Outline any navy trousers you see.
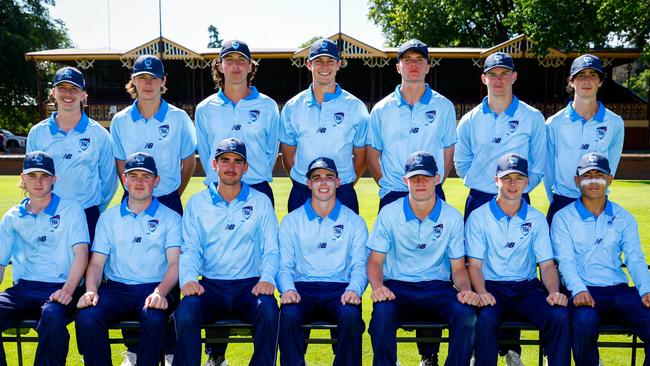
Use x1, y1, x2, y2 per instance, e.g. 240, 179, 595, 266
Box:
474, 279, 570, 366
378, 185, 446, 213
84, 205, 100, 244
75, 280, 176, 366
368, 279, 476, 366
571, 284, 650, 366
279, 282, 364, 366
172, 277, 279, 366
546, 194, 577, 226
250, 181, 275, 208
288, 180, 359, 214
0, 280, 79, 366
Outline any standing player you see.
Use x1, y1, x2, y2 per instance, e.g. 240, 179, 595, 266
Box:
280, 38, 368, 213
367, 151, 478, 366
277, 157, 368, 365
27, 66, 117, 241
367, 39, 457, 211
466, 153, 570, 366
195, 39, 279, 205
455, 52, 545, 221
545, 54, 624, 224
75, 152, 181, 366
173, 138, 279, 366
551, 152, 650, 366
111, 54, 197, 215
0, 151, 89, 365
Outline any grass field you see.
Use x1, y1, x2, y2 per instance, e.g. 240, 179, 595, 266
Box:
1, 176, 649, 365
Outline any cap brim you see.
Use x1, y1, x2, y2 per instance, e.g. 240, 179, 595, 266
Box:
124, 167, 156, 175
398, 48, 428, 60
309, 53, 339, 61
570, 66, 604, 77
220, 50, 250, 61
496, 169, 527, 178
306, 167, 338, 179
22, 168, 54, 176
483, 65, 514, 73
53, 80, 85, 90
132, 71, 164, 78
215, 151, 247, 161
577, 167, 610, 176
404, 170, 436, 179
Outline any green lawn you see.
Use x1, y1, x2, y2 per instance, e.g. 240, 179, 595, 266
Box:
1, 176, 649, 365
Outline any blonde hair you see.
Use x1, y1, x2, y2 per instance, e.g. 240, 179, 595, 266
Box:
125, 79, 168, 100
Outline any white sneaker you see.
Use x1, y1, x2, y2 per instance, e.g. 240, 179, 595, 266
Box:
599, 358, 604, 366
204, 355, 228, 366
164, 354, 174, 366
120, 351, 137, 366
504, 350, 525, 366
469, 354, 475, 366
419, 355, 437, 366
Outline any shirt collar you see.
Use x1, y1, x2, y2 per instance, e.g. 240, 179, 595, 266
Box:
566, 101, 606, 124
307, 84, 342, 107
216, 86, 259, 107
574, 198, 614, 220
19, 193, 60, 217
402, 195, 442, 222
130, 99, 169, 122
120, 197, 160, 217
489, 197, 528, 221
304, 199, 342, 221
481, 96, 519, 117
48, 112, 90, 135
208, 182, 250, 205
394, 84, 432, 107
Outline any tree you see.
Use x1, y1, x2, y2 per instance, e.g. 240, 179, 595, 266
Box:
207, 24, 223, 48
299, 36, 324, 48
0, 0, 71, 133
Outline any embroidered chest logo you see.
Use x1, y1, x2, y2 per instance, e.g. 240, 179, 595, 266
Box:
63, 154, 72, 159
596, 126, 607, 141
79, 138, 91, 151
249, 110, 260, 123
433, 224, 444, 239
242, 206, 253, 221
225, 224, 236, 231
333, 112, 345, 125
424, 110, 436, 125
147, 219, 159, 233
133, 237, 142, 243
505, 242, 515, 248
316, 127, 327, 134
520, 222, 532, 237
416, 243, 427, 249
318, 242, 328, 249
507, 120, 519, 134
333, 224, 344, 239
607, 216, 616, 227
232, 124, 241, 131
159, 125, 169, 139
49, 215, 60, 230
409, 127, 419, 134
37, 236, 47, 242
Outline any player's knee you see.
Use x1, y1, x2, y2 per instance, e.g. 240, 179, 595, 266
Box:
173, 299, 201, 328
256, 296, 279, 323
37, 305, 68, 335
572, 308, 599, 335
369, 302, 398, 332
279, 304, 302, 325
141, 308, 168, 329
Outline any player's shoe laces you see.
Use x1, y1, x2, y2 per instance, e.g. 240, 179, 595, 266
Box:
505, 350, 525, 366
120, 351, 137, 366
204, 355, 228, 366
419, 355, 438, 366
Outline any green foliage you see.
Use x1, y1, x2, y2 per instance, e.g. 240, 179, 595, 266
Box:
207, 24, 223, 48
299, 36, 324, 48
0, 0, 70, 131
627, 68, 650, 100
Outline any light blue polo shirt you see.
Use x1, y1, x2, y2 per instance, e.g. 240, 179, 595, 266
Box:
551, 199, 650, 297
544, 102, 624, 200
111, 99, 197, 196
466, 198, 553, 281
367, 85, 457, 198
277, 199, 369, 296
280, 84, 369, 185
196, 87, 279, 186
455, 97, 546, 194
91, 198, 181, 285
27, 112, 118, 210
0, 194, 89, 283
367, 196, 464, 282
179, 182, 279, 287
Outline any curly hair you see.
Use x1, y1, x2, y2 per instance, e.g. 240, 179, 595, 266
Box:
125, 79, 168, 100
211, 58, 258, 90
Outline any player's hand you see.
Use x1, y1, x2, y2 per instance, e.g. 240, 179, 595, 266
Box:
371, 286, 396, 302
77, 291, 98, 308
280, 290, 301, 304
144, 290, 168, 310
181, 281, 205, 296
252, 281, 275, 296
573, 291, 596, 307
49, 288, 73, 305
457, 290, 480, 306
477, 292, 497, 307
546, 291, 568, 307
642, 293, 650, 308
341, 290, 361, 305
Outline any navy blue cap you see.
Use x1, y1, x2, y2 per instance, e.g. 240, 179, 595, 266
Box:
23, 151, 55, 176
53, 67, 85, 89
484, 52, 515, 73
215, 137, 247, 161
306, 157, 338, 178
132, 55, 165, 79
570, 54, 604, 77
496, 153, 528, 178
124, 152, 157, 176
397, 39, 428, 60
404, 151, 438, 179
577, 152, 610, 176
309, 39, 340, 61
220, 40, 251, 61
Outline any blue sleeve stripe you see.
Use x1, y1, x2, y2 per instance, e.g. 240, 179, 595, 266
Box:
71, 241, 89, 247
537, 257, 555, 264
449, 255, 466, 260
466, 255, 484, 261
278, 140, 297, 146
90, 249, 110, 255
367, 247, 387, 254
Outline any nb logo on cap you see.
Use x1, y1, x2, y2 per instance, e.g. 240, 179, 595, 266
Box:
320, 41, 328, 50
588, 154, 598, 163
414, 155, 423, 165
34, 155, 43, 163
144, 58, 152, 67
508, 156, 519, 165
64, 68, 72, 77
228, 140, 237, 149
494, 54, 503, 61
232, 41, 240, 49
583, 56, 592, 65
135, 154, 145, 164
410, 40, 417, 46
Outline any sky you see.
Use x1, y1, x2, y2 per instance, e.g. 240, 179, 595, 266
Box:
47, 0, 387, 51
